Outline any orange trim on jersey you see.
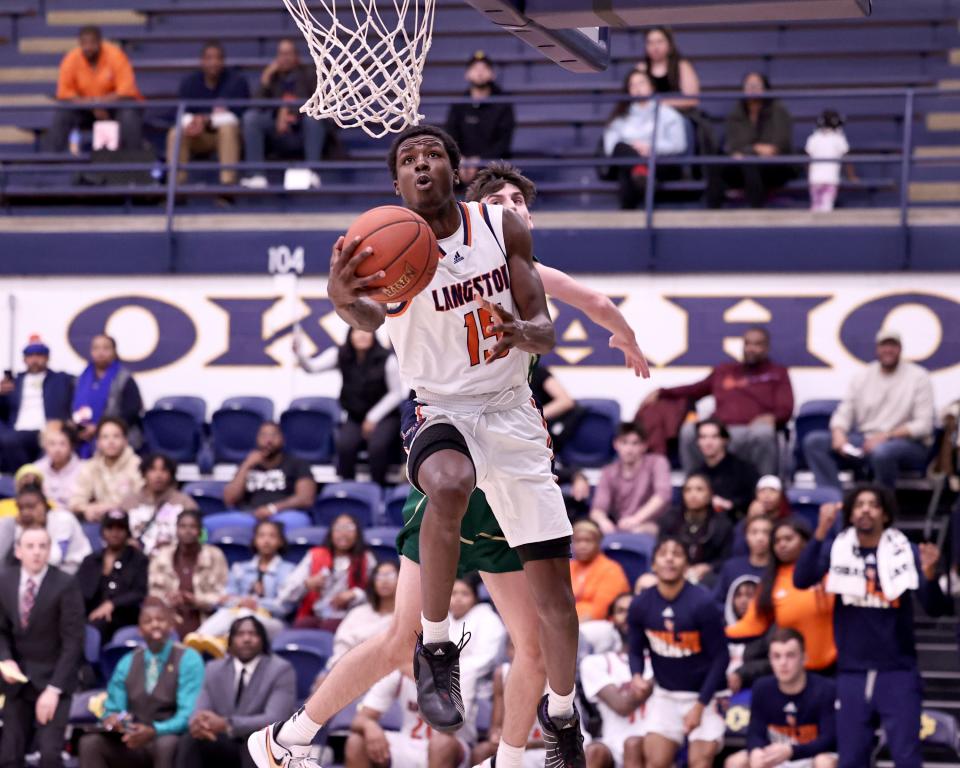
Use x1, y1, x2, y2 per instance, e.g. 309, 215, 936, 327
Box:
769, 724, 819, 744
386, 301, 411, 318
459, 201, 472, 247
529, 397, 554, 454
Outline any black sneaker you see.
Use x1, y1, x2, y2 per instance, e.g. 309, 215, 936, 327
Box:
413, 630, 470, 733
537, 693, 586, 767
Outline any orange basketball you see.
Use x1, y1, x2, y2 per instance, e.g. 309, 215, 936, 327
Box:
344, 205, 440, 304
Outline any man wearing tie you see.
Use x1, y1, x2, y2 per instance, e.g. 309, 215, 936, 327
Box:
176, 615, 297, 768
78, 598, 204, 768
0, 525, 85, 768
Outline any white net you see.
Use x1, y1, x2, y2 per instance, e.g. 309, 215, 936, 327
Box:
280, 0, 437, 138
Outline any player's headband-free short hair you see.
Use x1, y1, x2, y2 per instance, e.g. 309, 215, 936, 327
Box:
653, 534, 689, 560
768, 626, 805, 650
465, 161, 537, 207
387, 125, 462, 180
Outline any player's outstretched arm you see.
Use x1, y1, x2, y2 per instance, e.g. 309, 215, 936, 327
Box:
536, 263, 650, 379
327, 235, 388, 331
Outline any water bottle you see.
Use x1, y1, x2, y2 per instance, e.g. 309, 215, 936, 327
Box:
68, 128, 81, 156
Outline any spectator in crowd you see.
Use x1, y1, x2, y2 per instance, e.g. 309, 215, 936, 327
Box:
727, 519, 836, 690
0, 525, 84, 768
795, 484, 947, 768
724, 628, 838, 768
627, 536, 728, 768
730, 475, 790, 557
602, 69, 688, 210
72, 334, 144, 456
580, 592, 647, 768
168, 41, 249, 187
78, 509, 148, 643
187, 520, 295, 655
328, 559, 399, 668
242, 39, 329, 190
638, 27, 701, 109
124, 454, 199, 555
0, 463, 47, 517
802, 329, 934, 490
280, 512, 377, 629
692, 419, 760, 520
148, 510, 229, 637
645, 327, 793, 476
707, 72, 794, 208
806, 109, 849, 212
223, 421, 317, 517
713, 514, 771, 625
590, 422, 672, 535
444, 51, 515, 185
0, 336, 74, 473
296, 329, 404, 487
79, 599, 204, 768
659, 473, 733, 584
34, 421, 83, 510
70, 417, 143, 522
176, 616, 297, 768
530, 363, 581, 456
0, 484, 91, 574
48, 26, 143, 153
570, 519, 631, 621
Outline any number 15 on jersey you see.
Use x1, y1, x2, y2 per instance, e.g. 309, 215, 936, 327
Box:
463, 307, 507, 367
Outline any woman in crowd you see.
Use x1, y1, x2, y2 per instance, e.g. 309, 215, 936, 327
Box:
34, 420, 83, 509
280, 512, 378, 629
713, 514, 772, 625
77, 509, 149, 643
602, 69, 688, 209
0, 463, 46, 517
295, 328, 404, 486
148, 509, 229, 636
659, 472, 733, 584
69, 417, 142, 522
0, 483, 91, 574
731, 475, 790, 556
639, 27, 701, 109
570, 518, 631, 621
328, 559, 399, 668
71, 334, 143, 456
123, 453, 199, 555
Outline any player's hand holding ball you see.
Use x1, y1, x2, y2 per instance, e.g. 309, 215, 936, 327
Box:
328, 235, 386, 309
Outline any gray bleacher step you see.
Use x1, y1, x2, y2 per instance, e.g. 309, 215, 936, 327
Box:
919, 643, 960, 672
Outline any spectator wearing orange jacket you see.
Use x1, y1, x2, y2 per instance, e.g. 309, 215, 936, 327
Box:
570, 519, 631, 621
48, 26, 143, 153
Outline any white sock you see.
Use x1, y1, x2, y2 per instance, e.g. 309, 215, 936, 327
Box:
276, 707, 323, 749
421, 614, 450, 645
495, 740, 525, 767
546, 684, 575, 720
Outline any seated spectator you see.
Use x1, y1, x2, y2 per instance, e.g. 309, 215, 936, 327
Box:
0, 484, 91, 574
638, 27, 701, 110
727, 519, 836, 690
295, 329, 403, 487
590, 422, 671, 535
444, 51, 515, 185
0, 526, 84, 768
124, 454, 199, 555
713, 514, 771, 625
0, 336, 74, 473
580, 592, 647, 768
148, 510, 229, 637
48, 26, 143, 153
279, 512, 376, 629
570, 519, 631, 621
176, 616, 297, 768
0, 463, 46, 517
802, 328, 934, 490
79, 599, 204, 768
77, 509, 148, 643
34, 421, 83, 510
602, 69, 687, 210
707, 72, 794, 209
659, 473, 733, 584
187, 520, 295, 655
530, 363, 581, 456
328, 559, 399, 668
167, 41, 249, 187
806, 109, 849, 212
242, 39, 329, 190
70, 417, 143, 522
731, 475, 790, 557
72, 334, 144, 457
692, 418, 760, 520
725, 628, 838, 768
645, 327, 793, 476
222, 421, 316, 517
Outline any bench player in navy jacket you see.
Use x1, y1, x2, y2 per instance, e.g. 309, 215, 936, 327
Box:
627, 536, 729, 768
794, 483, 947, 768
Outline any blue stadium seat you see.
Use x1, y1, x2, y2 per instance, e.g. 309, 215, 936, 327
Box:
69, 688, 106, 725
210, 526, 254, 566
85, 625, 101, 667
272, 629, 335, 700
222, 396, 274, 422
100, 636, 142, 682
559, 398, 621, 468
326, 700, 359, 734
143, 407, 202, 463
365, 526, 401, 563
82, 522, 103, 554
384, 484, 412, 527
793, 399, 841, 471
211, 405, 265, 464
379, 700, 404, 731
284, 525, 328, 564
312, 481, 382, 527
0, 476, 15, 499
272, 509, 312, 532
787, 486, 843, 529
154, 395, 207, 426
203, 511, 256, 536
281, 397, 341, 464
182, 480, 227, 516
601, 533, 655, 585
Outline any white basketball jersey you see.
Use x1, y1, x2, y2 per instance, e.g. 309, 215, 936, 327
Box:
362, 670, 433, 741
384, 201, 533, 397
579, 651, 645, 748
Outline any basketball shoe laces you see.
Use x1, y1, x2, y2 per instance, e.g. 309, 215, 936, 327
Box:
431, 626, 472, 709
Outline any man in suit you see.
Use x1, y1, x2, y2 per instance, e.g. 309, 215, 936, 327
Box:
176, 615, 297, 768
0, 336, 75, 472
0, 525, 85, 768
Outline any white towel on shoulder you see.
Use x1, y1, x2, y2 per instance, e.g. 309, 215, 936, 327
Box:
825, 527, 918, 601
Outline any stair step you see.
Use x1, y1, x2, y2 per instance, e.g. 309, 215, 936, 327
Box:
45, 10, 145, 27
910, 181, 960, 201
927, 112, 960, 131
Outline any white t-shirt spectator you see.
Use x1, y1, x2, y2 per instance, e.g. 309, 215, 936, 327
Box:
805, 128, 849, 185
580, 650, 646, 759
14, 373, 47, 432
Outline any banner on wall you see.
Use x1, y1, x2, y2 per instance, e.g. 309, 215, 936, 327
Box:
2, 274, 958, 420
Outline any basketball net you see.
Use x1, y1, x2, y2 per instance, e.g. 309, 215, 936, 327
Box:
280, 0, 437, 138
